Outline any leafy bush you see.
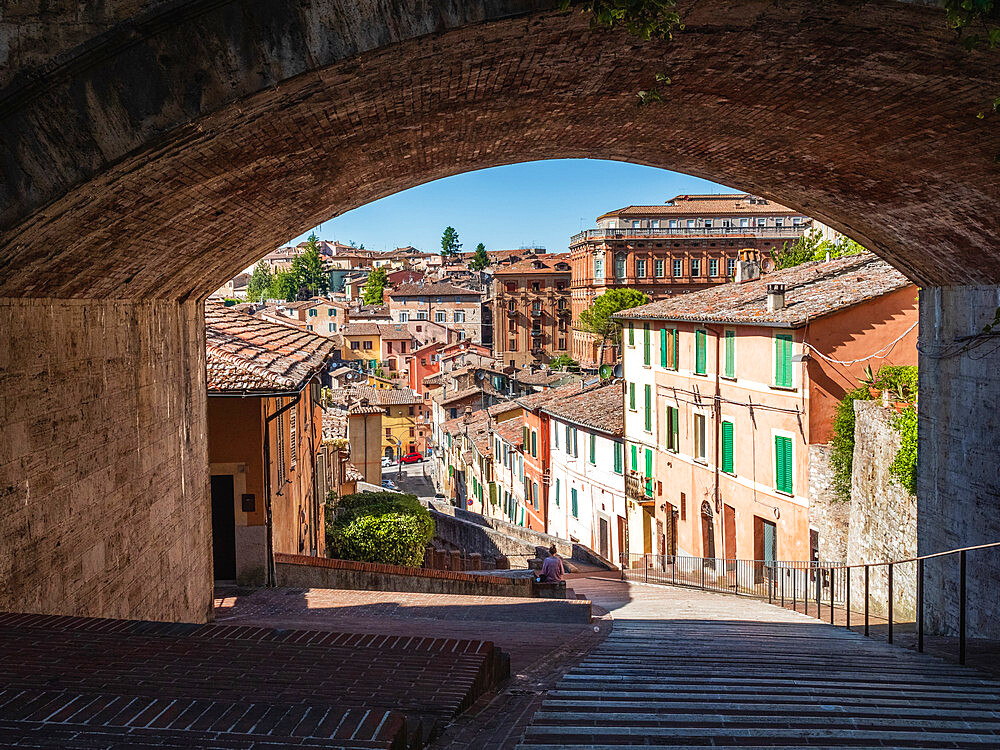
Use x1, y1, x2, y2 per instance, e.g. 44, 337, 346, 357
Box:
829, 365, 918, 502
889, 407, 918, 495
326, 491, 434, 567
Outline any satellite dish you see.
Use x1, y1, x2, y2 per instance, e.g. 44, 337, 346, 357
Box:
612, 363, 624, 378
475, 370, 486, 382
599, 364, 614, 380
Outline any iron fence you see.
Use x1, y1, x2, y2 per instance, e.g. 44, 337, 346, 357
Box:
621, 541, 1000, 665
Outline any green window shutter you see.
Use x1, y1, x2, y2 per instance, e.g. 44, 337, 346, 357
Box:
630, 445, 637, 471
643, 324, 651, 366
725, 330, 736, 378
555, 478, 560, 506
775, 435, 793, 493
571, 488, 578, 518
695, 330, 707, 375
722, 421, 734, 474
628, 323, 634, 345
660, 328, 668, 368
614, 442, 623, 473
666, 406, 679, 452
775, 334, 793, 387
565, 424, 571, 448
629, 382, 635, 410
644, 448, 653, 497
672, 329, 679, 370
589, 433, 596, 464
644, 384, 652, 431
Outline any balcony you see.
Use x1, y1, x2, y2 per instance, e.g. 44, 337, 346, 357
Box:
506, 308, 517, 317
556, 307, 571, 317
569, 225, 807, 244
626, 470, 652, 502
530, 309, 543, 317
531, 329, 543, 338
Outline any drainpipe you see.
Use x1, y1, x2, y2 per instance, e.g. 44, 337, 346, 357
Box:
263, 393, 301, 587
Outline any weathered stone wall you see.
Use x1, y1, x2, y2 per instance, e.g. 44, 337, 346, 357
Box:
807, 444, 849, 564
0, 298, 213, 623
847, 401, 917, 622
918, 286, 1000, 639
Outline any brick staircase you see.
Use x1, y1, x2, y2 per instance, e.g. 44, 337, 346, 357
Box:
0, 611, 509, 749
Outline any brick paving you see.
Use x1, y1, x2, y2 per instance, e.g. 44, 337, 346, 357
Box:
515, 576, 1000, 748
0, 610, 508, 749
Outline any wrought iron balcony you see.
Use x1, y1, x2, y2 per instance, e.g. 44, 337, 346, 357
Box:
626, 470, 652, 502
530, 309, 543, 317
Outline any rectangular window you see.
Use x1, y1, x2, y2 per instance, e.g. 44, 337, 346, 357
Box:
555, 477, 560, 507
691, 258, 701, 277
775, 333, 793, 387
630, 444, 638, 471
651, 220, 659, 229
351, 341, 360, 350
328, 323, 335, 332
572, 428, 579, 457
435, 311, 446, 322
289, 409, 297, 469
722, 420, 734, 474
680, 491, 686, 521
704, 220, 713, 229
613, 442, 623, 474
628, 323, 634, 346
534, 482, 540, 510
454, 311, 465, 322
329, 308, 336, 316
644, 384, 652, 432
629, 382, 636, 411
644, 448, 653, 498
636, 259, 646, 278
669, 329, 679, 370
571, 488, 579, 518
672, 259, 683, 277
531, 430, 538, 458
727, 257, 736, 277
589, 433, 596, 464
308, 308, 317, 317
655, 259, 665, 277
669, 219, 677, 228
775, 435, 793, 494
694, 413, 707, 461
643, 324, 651, 366
660, 327, 667, 368
666, 406, 679, 453
565, 423, 571, 450
695, 329, 707, 375
724, 330, 736, 378
709, 258, 719, 277
523, 425, 529, 450
399, 311, 409, 322
687, 219, 695, 228
554, 423, 560, 449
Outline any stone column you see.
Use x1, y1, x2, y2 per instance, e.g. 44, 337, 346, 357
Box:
918, 286, 1000, 639
0, 298, 213, 623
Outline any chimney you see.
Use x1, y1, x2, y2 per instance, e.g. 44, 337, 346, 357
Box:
767, 283, 786, 311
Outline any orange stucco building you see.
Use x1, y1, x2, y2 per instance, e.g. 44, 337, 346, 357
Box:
618, 255, 917, 568
205, 303, 339, 585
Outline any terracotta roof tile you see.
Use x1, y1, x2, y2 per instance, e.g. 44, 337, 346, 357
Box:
493, 253, 572, 275
387, 282, 480, 297
205, 302, 337, 393
614, 254, 912, 327
540, 381, 624, 437
596, 193, 801, 220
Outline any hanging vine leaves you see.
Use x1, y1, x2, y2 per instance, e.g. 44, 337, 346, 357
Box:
557, 0, 683, 40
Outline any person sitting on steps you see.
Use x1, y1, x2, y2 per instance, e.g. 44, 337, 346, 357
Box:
540, 544, 564, 583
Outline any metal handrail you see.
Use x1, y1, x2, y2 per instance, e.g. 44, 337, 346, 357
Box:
620, 542, 1000, 666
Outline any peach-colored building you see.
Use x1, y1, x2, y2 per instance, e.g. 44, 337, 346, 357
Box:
617, 254, 917, 568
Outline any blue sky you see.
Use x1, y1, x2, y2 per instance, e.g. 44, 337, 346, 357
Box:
287, 159, 733, 254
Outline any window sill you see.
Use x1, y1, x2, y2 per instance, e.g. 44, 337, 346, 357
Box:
693, 371, 708, 377
641, 364, 651, 369
774, 489, 795, 497
770, 385, 797, 393
693, 458, 708, 465
721, 375, 737, 382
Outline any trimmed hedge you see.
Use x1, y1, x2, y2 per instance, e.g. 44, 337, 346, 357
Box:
326, 491, 435, 567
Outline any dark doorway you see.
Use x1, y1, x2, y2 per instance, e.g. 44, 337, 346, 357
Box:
598, 517, 610, 560
210, 474, 236, 581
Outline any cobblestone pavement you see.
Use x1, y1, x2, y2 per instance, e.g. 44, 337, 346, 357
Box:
512, 576, 1000, 749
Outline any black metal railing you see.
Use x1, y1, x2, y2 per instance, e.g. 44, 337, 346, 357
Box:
621, 541, 1000, 665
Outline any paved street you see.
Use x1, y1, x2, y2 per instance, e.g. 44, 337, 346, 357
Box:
381, 456, 438, 498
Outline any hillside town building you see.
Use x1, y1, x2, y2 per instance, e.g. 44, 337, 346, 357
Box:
386, 281, 485, 343
615, 254, 917, 568
492, 253, 573, 369
570, 194, 820, 366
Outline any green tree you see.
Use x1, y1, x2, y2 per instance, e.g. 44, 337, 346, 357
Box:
548, 354, 579, 371
469, 242, 490, 271
268, 270, 299, 302
246, 261, 273, 303
441, 226, 462, 257
578, 288, 650, 366
363, 266, 388, 305
772, 229, 866, 270
291, 233, 329, 297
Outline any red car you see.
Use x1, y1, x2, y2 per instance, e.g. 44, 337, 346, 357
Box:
400, 452, 423, 464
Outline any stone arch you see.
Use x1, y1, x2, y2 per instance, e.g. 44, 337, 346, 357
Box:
1, 0, 999, 625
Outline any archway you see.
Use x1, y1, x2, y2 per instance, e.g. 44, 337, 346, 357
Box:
1, 0, 998, 624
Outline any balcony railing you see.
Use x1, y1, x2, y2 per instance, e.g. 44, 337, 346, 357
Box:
506, 308, 517, 317
530, 309, 543, 317
530, 329, 543, 337
570, 225, 807, 244
625, 470, 651, 501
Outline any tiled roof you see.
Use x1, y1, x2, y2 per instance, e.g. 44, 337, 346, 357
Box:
494, 253, 572, 275
494, 417, 524, 446
322, 409, 348, 441
344, 463, 365, 482
596, 194, 800, 220
515, 382, 583, 411
342, 322, 382, 337
516, 370, 582, 387
205, 302, 337, 393
366, 386, 423, 406
378, 324, 413, 341
386, 282, 480, 297
614, 254, 912, 327
434, 385, 489, 406
540, 381, 624, 437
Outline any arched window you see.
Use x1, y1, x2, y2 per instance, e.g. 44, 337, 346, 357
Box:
614, 253, 626, 280
594, 255, 604, 280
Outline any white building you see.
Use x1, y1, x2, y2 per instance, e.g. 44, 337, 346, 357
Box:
542, 382, 629, 563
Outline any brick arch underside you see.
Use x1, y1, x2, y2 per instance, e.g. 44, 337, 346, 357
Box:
2, 0, 999, 299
